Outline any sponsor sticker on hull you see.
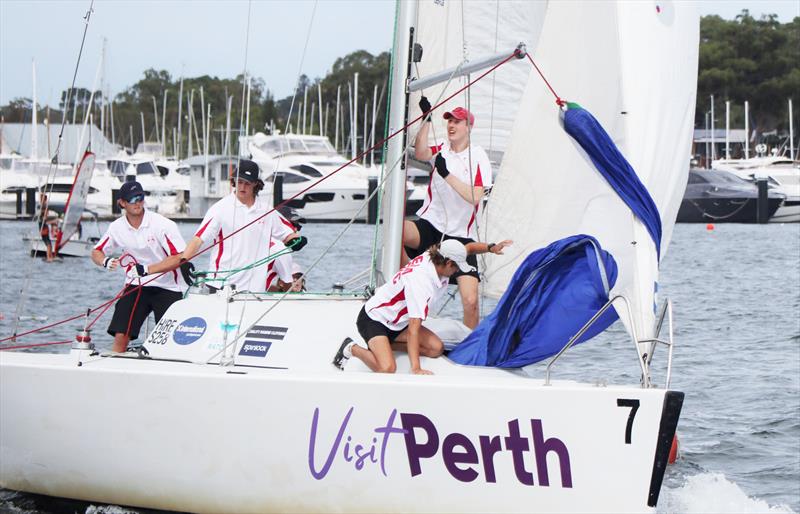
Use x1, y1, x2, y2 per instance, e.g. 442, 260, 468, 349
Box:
239, 340, 272, 357
173, 317, 207, 345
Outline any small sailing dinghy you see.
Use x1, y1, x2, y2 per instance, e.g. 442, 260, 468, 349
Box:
24, 150, 100, 258
1, 1, 698, 512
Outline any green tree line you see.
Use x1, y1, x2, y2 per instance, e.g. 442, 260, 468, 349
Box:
2, 11, 797, 157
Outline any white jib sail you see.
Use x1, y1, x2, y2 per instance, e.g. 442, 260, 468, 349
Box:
57, 151, 96, 250
481, 1, 698, 345
412, 0, 548, 163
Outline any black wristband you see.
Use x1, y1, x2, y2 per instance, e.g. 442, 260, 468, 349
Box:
487, 243, 496, 253
103, 256, 111, 268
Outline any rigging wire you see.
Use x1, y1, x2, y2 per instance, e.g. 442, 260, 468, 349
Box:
12, 0, 95, 340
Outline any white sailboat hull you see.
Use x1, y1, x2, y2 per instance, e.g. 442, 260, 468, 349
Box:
24, 236, 95, 257
1, 295, 679, 513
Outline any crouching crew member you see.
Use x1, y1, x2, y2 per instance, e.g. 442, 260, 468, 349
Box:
333, 240, 474, 375
182, 159, 307, 293
91, 181, 186, 352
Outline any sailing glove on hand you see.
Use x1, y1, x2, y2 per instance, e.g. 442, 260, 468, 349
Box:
131, 264, 148, 278
102, 256, 119, 270
419, 96, 432, 120
434, 154, 450, 179
179, 260, 195, 286
287, 236, 308, 252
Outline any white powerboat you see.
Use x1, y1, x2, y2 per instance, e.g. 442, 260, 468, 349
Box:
107, 145, 189, 216
712, 156, 800, 223
243, 132, 414, 222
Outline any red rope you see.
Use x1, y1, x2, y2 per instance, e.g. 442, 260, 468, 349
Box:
0, 50, 520, 348
525, 53, 565, 107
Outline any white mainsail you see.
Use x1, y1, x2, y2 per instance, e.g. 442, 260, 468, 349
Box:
481, 1, 699, 344
412, 0, 548, 161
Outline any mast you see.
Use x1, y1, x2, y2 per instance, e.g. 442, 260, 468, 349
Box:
370, 84, 378, 167
162, 91, 168, 154
725, 100, 730, 160
140, 112, 146, 148
317, 83, 323, 136
380, 0, 417, 281
353, 72, 359, 160
152, 96, 160, 145
334, 85, 341, 150
31, 60, 38, 162
710, 94, 715, 162
744, 100, 749, 159
789, 98, 795, 160
303, 86, 308, 135
177, 75, 184, 160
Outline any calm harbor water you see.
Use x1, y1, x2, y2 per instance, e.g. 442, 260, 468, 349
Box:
0, 218, 798, 513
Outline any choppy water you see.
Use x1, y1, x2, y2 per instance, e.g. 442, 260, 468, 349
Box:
1, 219, 798, 513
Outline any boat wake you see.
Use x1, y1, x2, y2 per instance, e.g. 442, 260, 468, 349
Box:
658, 473, 796, 514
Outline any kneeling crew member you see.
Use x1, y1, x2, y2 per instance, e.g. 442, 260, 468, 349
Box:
91, 181, 187, 353
333, 240, 474, 375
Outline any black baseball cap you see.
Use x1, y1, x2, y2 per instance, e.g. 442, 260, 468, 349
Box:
232, 159, 260, 183
119, 181, 145, 202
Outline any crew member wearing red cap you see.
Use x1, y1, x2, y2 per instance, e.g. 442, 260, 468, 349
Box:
91, 181, 187, 352
403, 97, 511, 329
181, 159, 307, 293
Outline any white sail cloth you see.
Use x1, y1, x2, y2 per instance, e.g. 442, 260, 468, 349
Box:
480, 1, 699, 343
413, 0, 548, 161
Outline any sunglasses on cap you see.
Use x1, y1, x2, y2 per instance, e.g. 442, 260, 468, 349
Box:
127, 194, 145, 204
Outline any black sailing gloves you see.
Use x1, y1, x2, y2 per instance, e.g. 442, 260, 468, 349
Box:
179, 260, 195, 286
419, 96, 432, 121
434, 153, 450, 179
287, 236, 308, 252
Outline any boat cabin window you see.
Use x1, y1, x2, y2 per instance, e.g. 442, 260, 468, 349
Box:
107, 160, 127, 177
264, 171, 310, 184
687, 172, 708, 184
156, 165, 169, 177
257, 139, 284, 154
39, 184, 99, 194
303, 139, 334, 153
136, 162, 159, 175
290, 165, 323, 178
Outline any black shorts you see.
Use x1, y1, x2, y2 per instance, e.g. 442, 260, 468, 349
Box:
405, 217, 479, 284
107, 285, 182, 340
41, 234, 51, 245
356, 307, 404, 345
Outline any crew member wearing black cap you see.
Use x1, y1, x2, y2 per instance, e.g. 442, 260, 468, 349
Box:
91, 181, 188, 352
182, 159, 308, 292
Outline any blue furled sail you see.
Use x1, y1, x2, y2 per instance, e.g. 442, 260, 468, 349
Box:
452, 102, 664, 368
562, 104, 662, 257
449, 235, 617, 367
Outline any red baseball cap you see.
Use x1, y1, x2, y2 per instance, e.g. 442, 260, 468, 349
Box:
443, 107, 475, 126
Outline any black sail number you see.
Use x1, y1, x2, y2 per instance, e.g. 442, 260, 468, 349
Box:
617, 398, 640, 444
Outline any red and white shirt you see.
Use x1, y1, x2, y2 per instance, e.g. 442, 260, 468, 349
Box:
364, 253, 449, 331
94, 209, 186, 292
193, 193, 295, 292
264, 239, 294, 290
416, 140, 492, 239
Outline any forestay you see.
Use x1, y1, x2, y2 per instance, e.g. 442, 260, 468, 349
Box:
480, 1, 699, 348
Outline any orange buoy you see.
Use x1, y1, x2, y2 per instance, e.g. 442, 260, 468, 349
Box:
668, 433, 679, 464
706, 223, 714, 231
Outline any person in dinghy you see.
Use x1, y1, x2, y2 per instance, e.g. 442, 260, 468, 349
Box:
403, 97, 510, 329
334, 239, 475, 375
91, 181, 187, 353
181, 159, 307, 293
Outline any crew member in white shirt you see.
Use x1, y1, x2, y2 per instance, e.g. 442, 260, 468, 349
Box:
181, 159, 306, 292
91, 181, 186, 352
404, 97, 511, 328
333, 240, 474, 375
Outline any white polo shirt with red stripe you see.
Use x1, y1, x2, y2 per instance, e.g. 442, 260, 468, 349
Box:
364, 253, 448, 331
94, 209, 186, 292
416, 140, 492, 239
193, 193, 295, 292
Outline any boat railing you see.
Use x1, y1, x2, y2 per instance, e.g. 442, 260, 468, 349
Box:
544, 295, 674, 389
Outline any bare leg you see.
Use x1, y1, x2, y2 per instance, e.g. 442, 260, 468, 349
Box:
392, 325, 444, 357
401, 220, 421, 267
112, 333, 130, 353
351, 336, 397, 373
456, 274, 480, 329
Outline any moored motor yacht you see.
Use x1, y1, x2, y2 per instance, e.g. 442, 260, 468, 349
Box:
677, 168, 785, 223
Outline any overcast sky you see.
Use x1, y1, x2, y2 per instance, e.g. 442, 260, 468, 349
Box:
1, 0, 798, 107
